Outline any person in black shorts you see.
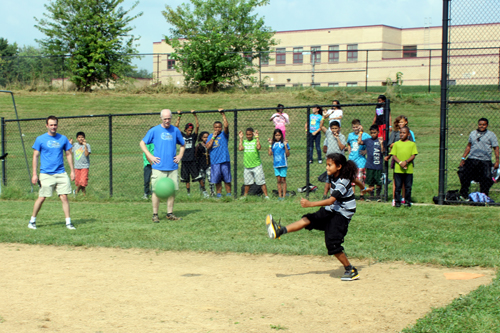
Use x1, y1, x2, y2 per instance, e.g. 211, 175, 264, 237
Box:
175, 110, 202, 196
266, 153, 361, 281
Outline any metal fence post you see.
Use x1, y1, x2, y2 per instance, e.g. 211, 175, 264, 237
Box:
428, 50, 432, 93
365, 50, 369, 92
306, 107, 311, 198
233, 109, 238, 198
109, 115, 113, 197
383, 99, 391, 202
438, 0, 451, 205
1, 117, 5, 186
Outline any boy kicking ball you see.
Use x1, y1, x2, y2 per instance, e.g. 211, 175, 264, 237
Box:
266, 153, 360, 281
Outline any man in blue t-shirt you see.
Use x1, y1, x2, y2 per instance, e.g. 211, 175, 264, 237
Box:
29, 116, 75, 230
141, 109, 185, 222
206, 108, 232, 198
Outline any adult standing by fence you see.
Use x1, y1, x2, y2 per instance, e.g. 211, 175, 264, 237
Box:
140, 109, 185, 222
459, 118, 499, 199
29, 116, 75, 230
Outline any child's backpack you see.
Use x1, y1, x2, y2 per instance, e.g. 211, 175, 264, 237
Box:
240, 183, 264, 196
468, 192, 495, 203
297, 184, 318, 193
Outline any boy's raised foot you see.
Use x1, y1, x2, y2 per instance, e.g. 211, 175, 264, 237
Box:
28, 222, 37, 230
341, 266, 359, 281
266, 214, 282, 239
66, 223, 76, 230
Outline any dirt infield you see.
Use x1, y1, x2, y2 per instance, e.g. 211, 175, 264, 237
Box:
0, 243, 495, 332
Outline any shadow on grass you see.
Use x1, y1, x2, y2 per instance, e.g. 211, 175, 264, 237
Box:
41, 218, 98, 227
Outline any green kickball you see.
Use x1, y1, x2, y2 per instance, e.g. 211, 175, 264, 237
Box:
154, 177, 176, 199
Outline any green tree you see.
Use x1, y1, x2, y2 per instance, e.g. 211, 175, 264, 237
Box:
0, 38, 19, 87
35, 0, 142, 91
162, 0, 276, 91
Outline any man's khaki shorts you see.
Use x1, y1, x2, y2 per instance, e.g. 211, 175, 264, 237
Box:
151, 169, 179, 190
39, 173, 72, 197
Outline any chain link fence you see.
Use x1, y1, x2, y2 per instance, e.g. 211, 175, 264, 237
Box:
1, 102, 389, 201
440, 0, 500, 205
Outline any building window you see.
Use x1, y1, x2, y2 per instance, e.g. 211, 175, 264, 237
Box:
346, 82, 358, 87
311, 83, 321, 87
403, 45, 417, 58
276, 84, 286, 89
347, 44, 358, 62
328, 82, 339, 87
276, 48, 286, 65
293, 47, 303, 64
260, 53, 269, 66
311, 46, 321, 63
328, 45, 339, 63
167, 59, 176, 70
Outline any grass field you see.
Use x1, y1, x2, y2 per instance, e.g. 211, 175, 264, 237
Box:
1, 89, 500, 332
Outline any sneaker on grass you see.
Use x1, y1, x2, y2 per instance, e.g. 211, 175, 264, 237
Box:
166, 213, 182, 221
66, 223, 76, 230
265, 214, 283, 239
28, 222, 37, 230
152, 214, 160, 223
341, 267, 359, 281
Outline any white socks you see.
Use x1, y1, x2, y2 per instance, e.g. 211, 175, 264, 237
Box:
30, 216, 36, 223
65, 218, 71, 225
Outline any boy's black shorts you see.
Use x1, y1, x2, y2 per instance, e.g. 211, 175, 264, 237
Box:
180, 161, 202, 182
366, 168, 382, 186
302, 207, 350, 255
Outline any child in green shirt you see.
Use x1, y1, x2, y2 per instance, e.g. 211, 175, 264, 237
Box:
238, 128, 269, 199
387, 127, 418, 207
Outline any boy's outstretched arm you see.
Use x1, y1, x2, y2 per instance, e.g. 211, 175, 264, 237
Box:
192, 110, 199, 136
238, 131, 244, 151
174, 110, 182, 128
320, 117, 327, 133
219, 108, 229, 134
255, 129, 261, 150
300, 196, 336, 208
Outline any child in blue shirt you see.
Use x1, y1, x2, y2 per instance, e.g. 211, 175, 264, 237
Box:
268, 129, 290, 200
347, 119, 370, 197
306, 105, 323, 164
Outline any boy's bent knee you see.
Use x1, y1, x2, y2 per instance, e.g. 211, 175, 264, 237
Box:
327, 244, 344, 255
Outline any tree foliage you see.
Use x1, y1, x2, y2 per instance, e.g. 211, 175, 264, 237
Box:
162, 0, 276, 91
0, 38, 19, 86
35, 0, 142, 91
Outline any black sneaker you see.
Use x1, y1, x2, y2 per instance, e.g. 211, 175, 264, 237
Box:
395, 202, 401, 208
166, 213, 182, 221
266, 214, 283, 239
341, 267, 359, 281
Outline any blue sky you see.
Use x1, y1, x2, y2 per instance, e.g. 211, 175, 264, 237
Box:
1, 0, 442, 70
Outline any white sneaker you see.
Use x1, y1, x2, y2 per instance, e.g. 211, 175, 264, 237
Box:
66, 223, 76, 230
203, 191, 209, 198
318, 160, 323, 164
28, 222, 37, 230
392, 199, 396, 207
264, 196, 270, 200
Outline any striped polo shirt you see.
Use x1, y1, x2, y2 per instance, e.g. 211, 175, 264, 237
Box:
325, 176, 356, 219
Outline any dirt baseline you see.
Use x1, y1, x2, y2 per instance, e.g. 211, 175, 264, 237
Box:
0, 243, 495, 332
